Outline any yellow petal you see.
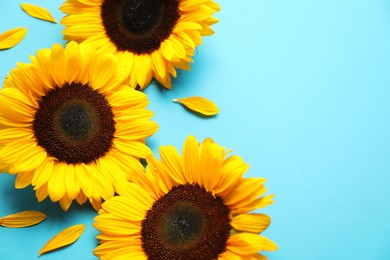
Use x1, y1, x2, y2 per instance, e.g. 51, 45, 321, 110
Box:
218, 250, 242, 260
15, 171, 33, 189
101, 246, 147, 260
49, 43, 66, 87
39, 224, 86, 256
182, 135, 200, 183
0, 28, 27, 50
35, 185, 49, 202
227, 233, 278, 254
233, 194, 275, 215
0, 210, 46, 228
231, 213, 271, 233
20, 3, 57, 23
93, 238, 141, 258
173, 96, 219, 116
223, 178, 266, 208
159, 145, 185, 185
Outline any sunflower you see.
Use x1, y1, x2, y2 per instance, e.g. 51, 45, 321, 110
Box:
60, 0, 221, 90
93, 135, 277, 259
0, 42, 158, 211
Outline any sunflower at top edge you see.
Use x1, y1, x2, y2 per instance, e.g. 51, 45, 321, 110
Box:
60, 0, 221, 90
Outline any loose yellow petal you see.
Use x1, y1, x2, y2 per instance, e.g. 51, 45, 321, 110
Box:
21, 3, 57, 23
0, 28, 27, 50
0, 210, 46, 228
173, 96, 219, 116
39, 224, 86, 256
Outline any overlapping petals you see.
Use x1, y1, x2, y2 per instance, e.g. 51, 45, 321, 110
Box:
0, 42, 158, 211
94, 135, 276, 259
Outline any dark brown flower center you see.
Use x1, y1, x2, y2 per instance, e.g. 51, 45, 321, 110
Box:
101, 0, 180, 54
33, 82, 115, 164
141, 184, 231, 260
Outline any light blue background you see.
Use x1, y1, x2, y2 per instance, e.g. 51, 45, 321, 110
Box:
1, 0, 390, 259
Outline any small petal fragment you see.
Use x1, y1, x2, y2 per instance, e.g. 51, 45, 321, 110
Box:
0, 210, 46, 228
21, 3, 57, 23
0, 28, 27, 50
173, 96, 219, 116
39, 224, 86, 256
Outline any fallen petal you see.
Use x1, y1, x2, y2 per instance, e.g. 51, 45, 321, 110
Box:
39, 224, 86, 256
0, 28, 27, 50
0, 210, 46, 228
173, 96, 219, 116
21, 3, 57, 23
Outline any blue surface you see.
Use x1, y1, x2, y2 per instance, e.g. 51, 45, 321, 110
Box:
1, 0, 390, 259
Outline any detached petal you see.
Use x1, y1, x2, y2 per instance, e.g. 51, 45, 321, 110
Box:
173, 96, 219, 116
0, 210, 46, 228
0, 28, 27, 50
39, 224, 86, 256
21, 3, 57, 23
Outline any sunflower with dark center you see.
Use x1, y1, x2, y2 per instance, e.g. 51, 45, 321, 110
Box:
0, 42, 158, 211
93, 136, 277, 259
60, 0, 221, 90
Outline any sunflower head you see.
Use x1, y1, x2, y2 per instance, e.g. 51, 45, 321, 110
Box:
0, 42, 158, 211
93, 135, 277, 259
60, 0, 221, 90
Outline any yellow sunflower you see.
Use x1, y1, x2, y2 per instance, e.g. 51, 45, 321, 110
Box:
93, 135, 277, 259
0, 42, 158, 211
60, 0, 220, 90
